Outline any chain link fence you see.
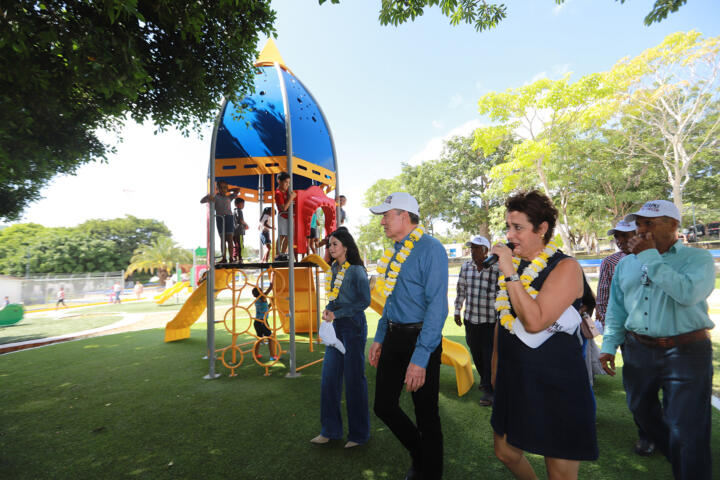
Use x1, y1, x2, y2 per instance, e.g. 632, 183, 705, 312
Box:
20, 271, 125, 307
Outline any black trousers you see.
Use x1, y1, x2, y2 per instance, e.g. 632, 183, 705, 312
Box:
464, 322, 495, 391
374, 327, 443, 480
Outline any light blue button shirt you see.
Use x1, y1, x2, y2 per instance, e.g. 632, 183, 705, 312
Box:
374, 232, 449, 368
325, 264, 371, 319
601, 240, 715, 355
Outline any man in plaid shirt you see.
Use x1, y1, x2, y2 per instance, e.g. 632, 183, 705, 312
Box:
454, 235, 499, 406
596, 220, 636, 327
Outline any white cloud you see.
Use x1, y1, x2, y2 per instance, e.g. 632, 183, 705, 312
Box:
431, 120, 443, 129
408, 119, 484, 166
448, 93, 463, 109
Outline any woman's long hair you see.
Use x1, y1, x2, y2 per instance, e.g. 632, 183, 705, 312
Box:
328, 228, 364, 269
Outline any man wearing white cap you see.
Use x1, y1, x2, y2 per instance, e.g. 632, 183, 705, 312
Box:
368, 192, 448, 480
599, 200, 715, 480
454, 235, 498, 407
596, 220, 637, 328
596, 219, 655, 456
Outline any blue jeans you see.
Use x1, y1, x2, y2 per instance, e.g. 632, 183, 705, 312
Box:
320, 311, 370, 443
622, 333, 713, 480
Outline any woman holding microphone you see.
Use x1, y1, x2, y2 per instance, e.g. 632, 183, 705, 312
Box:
489, 191, 597, 480
310, 229, 371, 448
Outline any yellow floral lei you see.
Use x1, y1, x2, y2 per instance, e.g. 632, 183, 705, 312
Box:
325, 260, 351, 302
375, 226, 425, 299
495, 241, 560, 333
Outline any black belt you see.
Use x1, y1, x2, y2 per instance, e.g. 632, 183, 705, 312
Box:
387, 321, 423, 332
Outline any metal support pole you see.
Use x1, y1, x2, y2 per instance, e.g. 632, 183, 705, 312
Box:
277, 62, 300, 378
204, 99, 226, 380
315, 266, 321, 335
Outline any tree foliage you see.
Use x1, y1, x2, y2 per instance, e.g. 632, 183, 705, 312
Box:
76, 216, 171, 269
0, 216, 173, 276
357, 177, 404, 261
125, 236, 192, 286
602, 31, 720, 214
322, 0, 687, 31
0, 0, 276, 221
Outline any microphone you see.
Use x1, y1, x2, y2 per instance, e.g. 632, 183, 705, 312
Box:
481, 242, 515, 268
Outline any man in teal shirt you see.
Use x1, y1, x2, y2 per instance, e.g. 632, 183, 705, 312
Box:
368, 192, 448, 480
600, 200, 714, 480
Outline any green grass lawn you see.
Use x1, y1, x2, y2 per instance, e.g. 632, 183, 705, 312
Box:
0, 313, 123, 345
1, 311, 718, 479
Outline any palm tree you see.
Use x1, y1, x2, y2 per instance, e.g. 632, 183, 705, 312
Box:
126, 237, 192, 287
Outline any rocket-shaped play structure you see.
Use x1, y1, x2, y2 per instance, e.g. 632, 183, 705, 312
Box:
205, 39, 340, 378
165, 39, 474, 395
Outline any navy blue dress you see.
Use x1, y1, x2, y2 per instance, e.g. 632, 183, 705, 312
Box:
491, 251, 598, 461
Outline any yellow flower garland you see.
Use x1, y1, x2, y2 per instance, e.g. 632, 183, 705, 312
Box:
325, 261, 351, 301
375, 225, 425, 299
494, 241, 560, 333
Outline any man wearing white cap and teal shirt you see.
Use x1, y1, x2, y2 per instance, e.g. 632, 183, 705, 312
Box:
454, 235, 498, 407
599, 200, 714, 480
596, 218, 656, 456
368, 192, 448, 480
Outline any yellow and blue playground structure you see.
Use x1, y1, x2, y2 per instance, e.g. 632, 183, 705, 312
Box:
163, 40, 474, 395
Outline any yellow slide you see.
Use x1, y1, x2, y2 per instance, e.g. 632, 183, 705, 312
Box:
154, 281, 190, 305
164, 271, 231, 342
305, 255, 474, 397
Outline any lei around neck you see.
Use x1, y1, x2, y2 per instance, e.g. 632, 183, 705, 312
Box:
494, 241, 560, 333
375, 225, 425, 299
326, 261, 351, 302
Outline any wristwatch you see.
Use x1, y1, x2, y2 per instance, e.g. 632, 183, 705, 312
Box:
506, 273, 521, 282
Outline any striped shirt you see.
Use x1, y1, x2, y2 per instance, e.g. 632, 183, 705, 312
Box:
454, 260, 499, 325
595, 251, 625, 326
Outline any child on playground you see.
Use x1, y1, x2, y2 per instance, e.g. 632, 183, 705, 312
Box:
308, 209, 320, 255
233, 197, 249, 263
274, 172, 296, 261
56, 287, 66, 309
252, 285, 277, 360
259, 206, 274, 263
200, 180, 240, 264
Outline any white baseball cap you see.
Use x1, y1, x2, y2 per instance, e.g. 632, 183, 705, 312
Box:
624, 200, 681, 222
607, 220, 636, 236
369, 192, 420, 216
465, 235, 491, 249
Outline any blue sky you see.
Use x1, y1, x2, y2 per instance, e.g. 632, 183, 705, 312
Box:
12, 0, 720, 249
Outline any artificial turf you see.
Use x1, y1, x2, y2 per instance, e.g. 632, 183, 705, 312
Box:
1, 313, 718, 479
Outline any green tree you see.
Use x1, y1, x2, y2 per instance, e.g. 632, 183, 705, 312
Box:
408, 135, 512, 237
357, 177, 403, 262
603, 31, 720, 215
323, 1, 688, 31
33, 230, 118, 274
125, 236, 192, 286
0, 223, 48, 276
1, 0, 276, 221
473, 73, 611, 251
77, 216, 171, 271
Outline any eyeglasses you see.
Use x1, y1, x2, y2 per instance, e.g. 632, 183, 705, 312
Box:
640, 265, 650, 286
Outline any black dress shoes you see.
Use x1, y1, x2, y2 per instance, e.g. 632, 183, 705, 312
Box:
634, 438, 655, 456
